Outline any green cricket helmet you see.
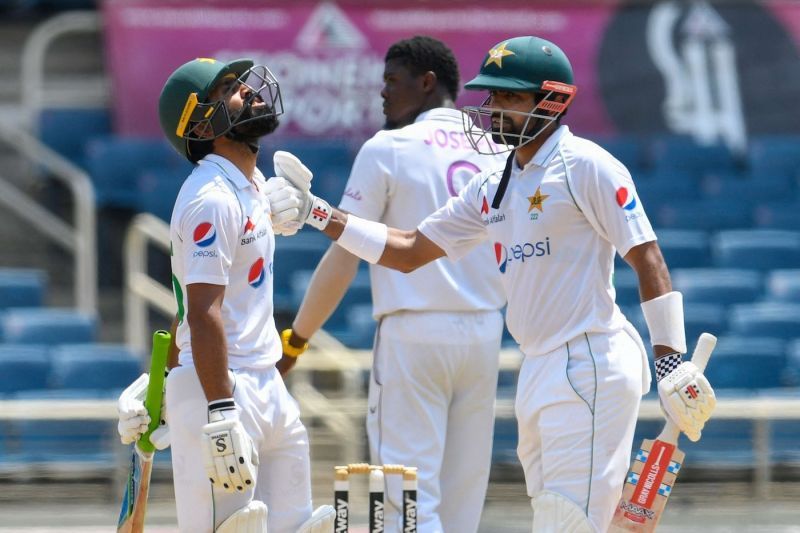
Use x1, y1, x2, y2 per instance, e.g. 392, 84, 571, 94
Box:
158, 57, 283, 162
461, 36, 577, 154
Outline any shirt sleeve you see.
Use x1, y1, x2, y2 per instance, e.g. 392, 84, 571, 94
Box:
338, 134, 394, 221
571, 153, 656, 258
176, 188, 239, 285
417, 172, 489, 261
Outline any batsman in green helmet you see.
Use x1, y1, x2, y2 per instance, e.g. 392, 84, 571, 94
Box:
263, 35, 717, 533
115, 57, 337, 532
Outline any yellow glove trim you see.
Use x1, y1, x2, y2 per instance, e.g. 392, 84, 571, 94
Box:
281, 329, 308, 358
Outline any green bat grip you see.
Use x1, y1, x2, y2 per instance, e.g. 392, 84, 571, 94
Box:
138, 330, 170, 453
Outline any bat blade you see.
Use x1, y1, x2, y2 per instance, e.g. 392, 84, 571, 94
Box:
610, 333, 716, 532
117, 330, 171, 533
610, 436, 685, 532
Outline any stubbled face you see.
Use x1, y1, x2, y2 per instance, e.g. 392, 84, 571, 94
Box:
486, 90, 537, 146
381, 58, 426, 130
219, 76, 279, 139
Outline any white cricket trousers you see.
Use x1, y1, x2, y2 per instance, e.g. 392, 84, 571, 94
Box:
515, 325, 649, 532
368, 309, 503, 533
166, 364, 312, 533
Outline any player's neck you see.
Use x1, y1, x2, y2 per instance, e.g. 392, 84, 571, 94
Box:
513, 124, 557, 169
213, 140, 258, 182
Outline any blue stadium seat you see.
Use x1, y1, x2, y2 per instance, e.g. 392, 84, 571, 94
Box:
785, 340, 800, 387
747, 136, 800, 184
38, 108, 111, 167
273, 232, 330, 310
681, 417, 757, 466
765, 270, 800, 303
651, 136, 740, 177
492, 416, 518, 465
653, 199, 753, 231
728, 303, 800, 340
635, 172, 696, 214
0, 309, 96, 345
338, 303, 377, 350
0, 268, 47, 310
137, 168, 188, 222
656, 230, 711, 269
700, 171, 792, 203
754, 202, 800, 230
594, 136, 648, 174
263, 138, 356, 202
613, 268, 640, 307
712, 230, 800, 271
49, 344, 142, 390
683, 304, 727, 344
85, 136, 187, 208
0, 345, 50, 394
672, 268, 762, 305
703, 336, 787, 389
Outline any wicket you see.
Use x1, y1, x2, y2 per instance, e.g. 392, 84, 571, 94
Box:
334, 463, 418, 533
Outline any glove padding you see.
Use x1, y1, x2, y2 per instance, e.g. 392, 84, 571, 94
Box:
658, 361, 716, 441
117, 373, 170, 449
201, 407, 258, 493
264, 177, 305, 236
269, 151, 332, 231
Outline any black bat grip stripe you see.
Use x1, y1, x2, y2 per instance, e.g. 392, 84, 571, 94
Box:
491, 151, 516, 209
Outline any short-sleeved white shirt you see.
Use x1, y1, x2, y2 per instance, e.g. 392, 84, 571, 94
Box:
419, 126, 656, 357
339, 108, 506, 318
170, 154, 280, 369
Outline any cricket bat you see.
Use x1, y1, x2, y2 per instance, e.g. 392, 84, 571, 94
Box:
117, 330, 171, 533
609, 332, 717, 532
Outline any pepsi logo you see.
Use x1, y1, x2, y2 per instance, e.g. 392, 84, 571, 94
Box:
248, 257, 266, 288
494, 242, 508, 274
616, 187, 638, 211
193, 222, 216, 247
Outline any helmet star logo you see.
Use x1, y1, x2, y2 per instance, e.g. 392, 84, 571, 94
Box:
527, 186, 550, 213
485, 42, 515, 68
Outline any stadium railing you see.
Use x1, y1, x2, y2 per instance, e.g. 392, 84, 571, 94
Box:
0, 122, 97, 315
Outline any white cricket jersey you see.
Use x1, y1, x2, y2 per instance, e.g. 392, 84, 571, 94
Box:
170, 154, 281, 369
339, 107, 506, 318
419, 125, 656, 357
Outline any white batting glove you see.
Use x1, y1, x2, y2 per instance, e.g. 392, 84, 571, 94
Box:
272, 150, 332, 231
117, 372, 171, 449
117, 373, 150, 445
201, 399, 258, 493
264, 177, 304, 236
656, 353, 716, 442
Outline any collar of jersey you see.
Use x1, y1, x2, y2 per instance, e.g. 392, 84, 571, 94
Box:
414, 107, 462, 124
200, 154, 251, 190
521, 124, 570, 172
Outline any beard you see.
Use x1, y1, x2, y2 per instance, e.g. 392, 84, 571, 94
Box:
491, 115, 521, 146
228, 103, 280, 142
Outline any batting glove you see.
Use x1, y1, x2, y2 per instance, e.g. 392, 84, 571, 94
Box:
264, 177, 305, 236
656, 353, 716, 441
117, 372, 170, 450
271, 150, 332, 231
201, 399, 258, 493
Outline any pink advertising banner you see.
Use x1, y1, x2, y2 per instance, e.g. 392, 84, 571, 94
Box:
103, 0, 800, 146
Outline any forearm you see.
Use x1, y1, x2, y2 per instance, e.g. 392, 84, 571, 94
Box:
625, 241, 681, 357
292, 244, 360, 341
187, 309, 233, 402
322, 208, 443, 273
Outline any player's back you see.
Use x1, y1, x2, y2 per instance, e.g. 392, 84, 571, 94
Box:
340, 107, 506, 317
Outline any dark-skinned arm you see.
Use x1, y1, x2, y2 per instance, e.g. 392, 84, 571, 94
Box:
321, 208, 446, 273
167, 314, 180, 370
186, 283, 233, 401
623, 240, 678, 359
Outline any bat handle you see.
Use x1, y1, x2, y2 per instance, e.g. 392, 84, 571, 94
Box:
690, 332, 716, 373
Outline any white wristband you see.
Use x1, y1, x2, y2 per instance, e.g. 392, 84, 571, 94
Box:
640, 291, 687, 353
337, 214, 388, 264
